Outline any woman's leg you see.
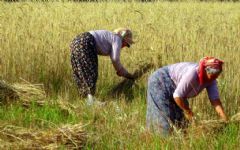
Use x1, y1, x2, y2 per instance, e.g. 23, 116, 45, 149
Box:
169, 99, 189, 129
146, 69, 173, 137
70, 32, 98, 97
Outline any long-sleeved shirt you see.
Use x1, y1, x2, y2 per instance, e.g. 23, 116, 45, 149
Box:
167, 62, 220, 101
89, 30, 129, 76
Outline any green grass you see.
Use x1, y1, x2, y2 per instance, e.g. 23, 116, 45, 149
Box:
0, 102, 79, 128
0, 1, 240, 149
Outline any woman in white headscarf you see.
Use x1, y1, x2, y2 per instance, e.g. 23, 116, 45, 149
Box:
70, 28, 135, 99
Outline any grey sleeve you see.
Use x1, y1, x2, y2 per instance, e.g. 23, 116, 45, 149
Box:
206, 80, 220, 101
110, 39, 128, 76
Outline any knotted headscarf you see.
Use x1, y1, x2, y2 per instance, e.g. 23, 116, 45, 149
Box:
198, 56, 224, 85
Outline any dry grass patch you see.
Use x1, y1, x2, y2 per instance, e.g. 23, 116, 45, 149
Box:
187, 112, 240, 137
0, 123, 87, 149
0, 80, 46, 107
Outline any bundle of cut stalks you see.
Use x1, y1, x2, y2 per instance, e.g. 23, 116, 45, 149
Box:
0, 80, 19, 103
231, 112, 240, 121
0, 123, 87, 149
187, 112, 240, 137
0, 80, 46, 106
108, 63, 154, 98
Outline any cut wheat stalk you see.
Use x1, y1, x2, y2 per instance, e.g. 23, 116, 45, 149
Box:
108, 63, 154, 99
0, 123, 87, 149
185, 112, 240, 137
0, 80, 46, 107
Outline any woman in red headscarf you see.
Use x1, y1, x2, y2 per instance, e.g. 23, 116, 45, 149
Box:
146, 56, 228, 136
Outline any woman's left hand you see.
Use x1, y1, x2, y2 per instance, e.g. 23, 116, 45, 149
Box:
210, 99, 228, 123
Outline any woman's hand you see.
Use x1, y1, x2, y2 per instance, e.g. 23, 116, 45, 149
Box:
210, 99, 228, 123
221, 114, 229, 122
116, 71, 122, 77
184, 109, 194, 121
116, 71, 136, 80
174, 97, 193, 121
125, 73, 136, 80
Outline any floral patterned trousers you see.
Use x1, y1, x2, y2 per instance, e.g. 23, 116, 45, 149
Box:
70, 32, 98, 97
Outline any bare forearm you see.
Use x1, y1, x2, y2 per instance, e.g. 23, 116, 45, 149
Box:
174, 97, 191, 112
174, 97, 193, 120
112, 60, 128, 77
210, 99, 228, 121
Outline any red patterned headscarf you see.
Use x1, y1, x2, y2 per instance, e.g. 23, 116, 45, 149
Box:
198, 56, 224, 85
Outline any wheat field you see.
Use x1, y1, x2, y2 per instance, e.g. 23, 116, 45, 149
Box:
0, 1, 240, 149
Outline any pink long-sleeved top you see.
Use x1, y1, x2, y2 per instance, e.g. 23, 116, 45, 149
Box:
167, 62, 220, 101
89, 30, 129, 76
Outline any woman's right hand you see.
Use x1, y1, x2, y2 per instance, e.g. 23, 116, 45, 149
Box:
116, 71, 122, 77
116, 71, 135, 80
184, 109, 194, 121
125, 73, 136, 80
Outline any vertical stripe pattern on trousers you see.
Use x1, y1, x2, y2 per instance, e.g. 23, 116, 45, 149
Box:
146, 67, 189, 136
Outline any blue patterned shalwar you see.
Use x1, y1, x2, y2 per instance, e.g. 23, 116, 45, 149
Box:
146, 67, 188, 136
